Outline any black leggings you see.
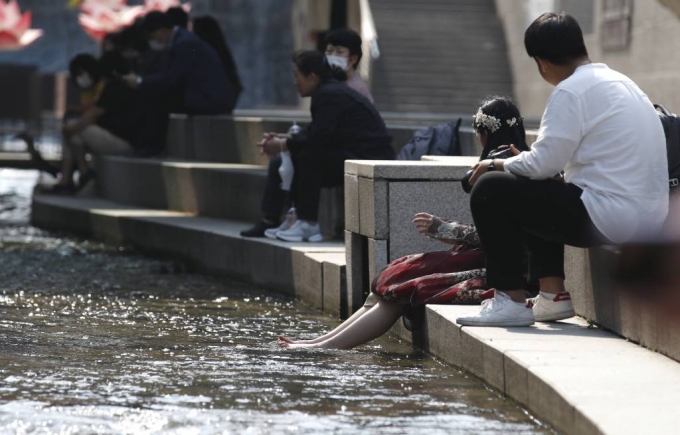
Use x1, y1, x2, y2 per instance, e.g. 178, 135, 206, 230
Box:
470, 172, 608, 290
261, 148, 347, 222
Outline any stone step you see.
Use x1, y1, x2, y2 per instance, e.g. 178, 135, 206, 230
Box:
30, 194, 349, 319
93, 156, 344, 240
390, 306, 680, 435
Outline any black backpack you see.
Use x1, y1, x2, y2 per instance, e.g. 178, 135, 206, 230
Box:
396, 118, 462, 160
655, 104, 680, 188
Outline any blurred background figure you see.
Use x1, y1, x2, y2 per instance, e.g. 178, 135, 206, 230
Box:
191, 15, 243, 110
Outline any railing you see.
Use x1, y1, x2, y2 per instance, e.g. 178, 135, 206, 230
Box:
358, 0, 380, 90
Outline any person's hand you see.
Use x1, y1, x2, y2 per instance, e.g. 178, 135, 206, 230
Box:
259, 137, 286, 156
122, 74, 140, 88
468, 159, 493, 186
508, 144, 520, 156
413, 212, 444, 237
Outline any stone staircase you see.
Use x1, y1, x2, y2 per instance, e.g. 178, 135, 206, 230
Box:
369, 0, 513, 115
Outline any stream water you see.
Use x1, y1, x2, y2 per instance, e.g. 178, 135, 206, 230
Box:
0, 169, 550, 434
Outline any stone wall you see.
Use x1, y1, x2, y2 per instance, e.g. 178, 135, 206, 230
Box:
0, 0, 299, 109
496, 0, 680, 119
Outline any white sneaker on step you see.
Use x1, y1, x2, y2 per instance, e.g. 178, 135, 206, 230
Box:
276, 220, 324, 242
264, 220, 292, 239
456, 291, 534, 327
529, 291, 575, 322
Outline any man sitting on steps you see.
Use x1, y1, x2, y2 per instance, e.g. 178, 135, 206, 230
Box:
240, 50, 394, 242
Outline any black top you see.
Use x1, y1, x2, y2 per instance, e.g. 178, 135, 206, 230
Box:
140, 28, 235, 115
96, 80, 144, 149
287, 79, 394, 160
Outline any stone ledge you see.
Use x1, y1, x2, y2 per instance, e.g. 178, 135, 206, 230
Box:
345, 158, 477, 180
391, 305, 680, 435
94, 155, 344, 239
31, 194, 347, 318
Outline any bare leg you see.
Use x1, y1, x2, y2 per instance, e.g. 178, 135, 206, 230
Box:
279, 305, 370, 344
282, 301, 406, 350
538, 277, 566, 294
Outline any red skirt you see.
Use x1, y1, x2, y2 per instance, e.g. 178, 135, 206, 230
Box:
370, 249, 493, 307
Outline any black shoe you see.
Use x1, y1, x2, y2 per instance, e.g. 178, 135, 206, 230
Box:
16, 132, 60, 178
240, 220, 280, 238
43, 183, 77, 195
77, 169, 96, 191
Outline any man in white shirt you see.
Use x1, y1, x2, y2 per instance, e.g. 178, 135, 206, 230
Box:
457, 13, 669, 327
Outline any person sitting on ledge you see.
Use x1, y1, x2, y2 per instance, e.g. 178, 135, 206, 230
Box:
456, 13, 669, 328
324, 28, 373, 103
241, 50, 394, 242
122, 11, 234, 115
279, 97, 531, 349
48, 51, 146, 194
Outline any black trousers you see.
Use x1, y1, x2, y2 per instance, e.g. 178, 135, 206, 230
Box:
262, 148, 347, 222
470, 172, 608, 290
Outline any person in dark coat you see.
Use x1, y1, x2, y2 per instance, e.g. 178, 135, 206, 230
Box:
122, 11, 234, 115
241, 50, 394, 242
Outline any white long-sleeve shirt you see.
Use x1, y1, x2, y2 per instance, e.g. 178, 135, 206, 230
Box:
504, 63, 669, 243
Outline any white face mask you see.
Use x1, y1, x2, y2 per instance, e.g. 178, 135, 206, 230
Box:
148, 40, 167, 52
326, 55, 349, 71
76, 74, 93, 89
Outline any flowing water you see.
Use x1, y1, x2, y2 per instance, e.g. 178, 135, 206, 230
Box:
0, 170, 551, 434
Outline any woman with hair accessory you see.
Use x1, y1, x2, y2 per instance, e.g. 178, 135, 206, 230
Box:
278, 97, 532, 349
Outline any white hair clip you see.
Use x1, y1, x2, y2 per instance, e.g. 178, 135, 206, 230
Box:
507, 117, 517, 127
473, 109, 502, 133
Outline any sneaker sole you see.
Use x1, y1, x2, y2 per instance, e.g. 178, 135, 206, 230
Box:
534, 309, 576, 322
457, 319, 535, 327
277, 234, 324, 243
264, 231, 279, 239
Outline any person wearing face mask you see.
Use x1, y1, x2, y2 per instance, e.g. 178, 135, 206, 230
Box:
67, 54, 106, 118
48, 51, 146, 194
324, 28, 373, 103
122, 11, 234, 115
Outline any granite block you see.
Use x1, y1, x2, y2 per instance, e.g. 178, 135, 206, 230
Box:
459, 328, 485, 378
344, 174, 360, 233
368, 238, 388, 283
322, 254, 347, 319
388, 181, 471, 261
564, 246, 594, 319
503, 353, 529, 405
292, 252, 326, 310
345, 231, 368, 312
358, 177, 388, 239
346, 160, 477, 180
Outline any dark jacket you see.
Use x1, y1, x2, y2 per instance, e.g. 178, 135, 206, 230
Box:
287, 79, 394, 160
140, 28, 235, 115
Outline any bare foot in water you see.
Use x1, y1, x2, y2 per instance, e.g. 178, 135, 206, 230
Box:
278, 335, 294, 344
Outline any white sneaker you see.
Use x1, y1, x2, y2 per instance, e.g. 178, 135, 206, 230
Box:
529, 291, 575, 322
276, 220, 324, 242
264, 220, 292, 239
456, 291, 534, 327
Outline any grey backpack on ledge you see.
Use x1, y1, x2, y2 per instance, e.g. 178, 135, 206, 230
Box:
396, 118, 462, 161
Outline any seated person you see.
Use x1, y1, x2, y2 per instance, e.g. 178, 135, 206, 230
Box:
457, 13, 668, 327
324, 28, 373, 103
122, 11, 234, 115
278, 98, 531, 349
50, 51, 146, 194
192, 15, 243, 112
241, 50, 394, 242
166, 6, 189, 29
66, 54, 106, 118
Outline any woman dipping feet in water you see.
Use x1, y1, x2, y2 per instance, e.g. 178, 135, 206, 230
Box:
279, 97, 533, 349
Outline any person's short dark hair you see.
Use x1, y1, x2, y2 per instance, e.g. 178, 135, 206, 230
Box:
166, 7, 189, 29
99, 51, 131, 78
524, 12, 588, 65
69, 53, 101, 82
324, 28, 363, 67
473, 96, 529, 159
141, 11, 173, 34
293, 50, 346, 82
